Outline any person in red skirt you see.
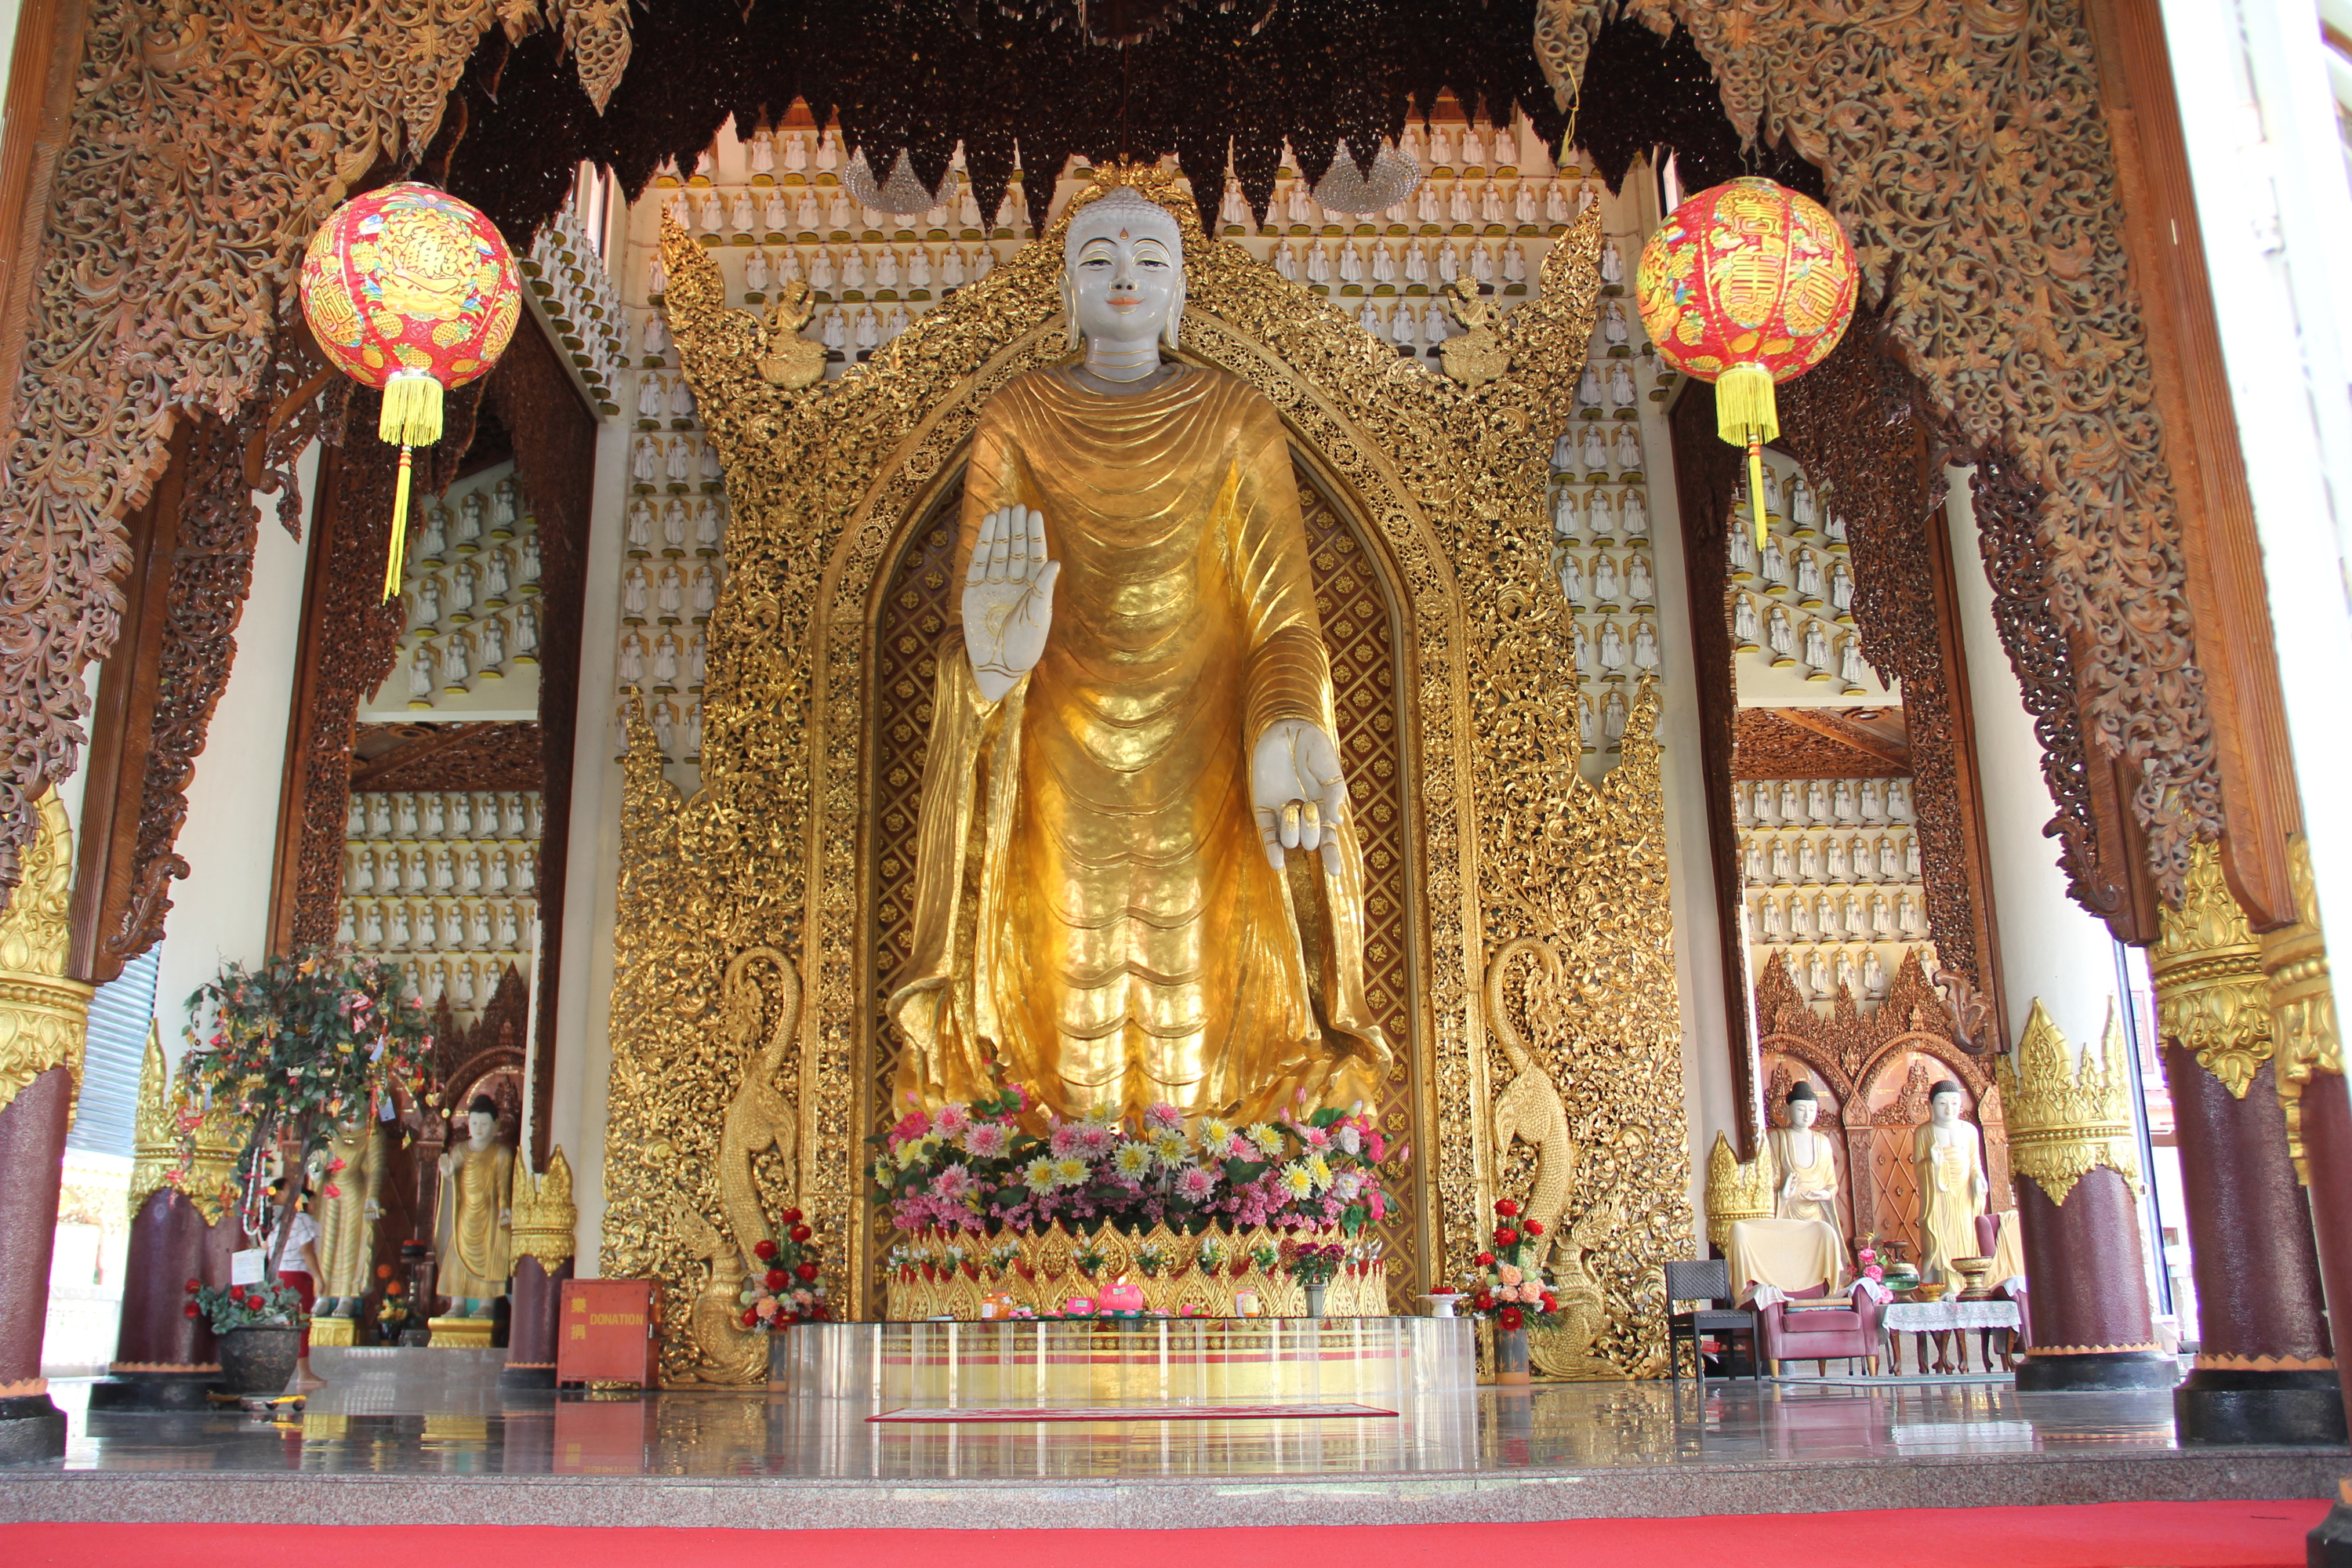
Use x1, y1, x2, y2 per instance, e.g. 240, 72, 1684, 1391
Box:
267, 1175, 324, 1388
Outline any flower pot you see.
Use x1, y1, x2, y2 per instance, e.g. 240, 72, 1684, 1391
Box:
1304, 1283, 1327, 1318
216, 1327, 302, 1396
1493, 1324, 1532, 1385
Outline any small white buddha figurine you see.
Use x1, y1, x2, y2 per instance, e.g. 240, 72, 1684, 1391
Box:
1729, 518, 1759, 578
1878, 833, 1904, 880
418, 503, 449, 558
1838, 636, 1868, 688
1602, 687, 1628, 743
1824, 835, 1850, 882
1852, 833, 1877, 881
626, 498, 654, 554
1770, 1082, 1845, 1245
1795, 548, 1824, 602
1844, 890, 1869, 936
1780, 780, 1806, 824
1557, 552, 1585, 607
1807, 949, 1832, 996
1599, 237, 1624, 288
1550, 430, 1577, 472
512, 601, 540, 659
1906, 834, 1922, 879
748, 128, 775, 174
1788, 891, 1814, 938
456, 491, 485, 549
415, 901, 440, 950
1797, 836, 1821, 883
744, 247, 771, 296
1831, 558, 1855, 613
1870, 892, 1896, 938
388, 902, 413, 949
1887, 779, 1915, 821
421, 793, 446, 838
1916, 1080, 1989, 1287
1743, 837, 1766, 884
477, 615, 505, 669
1580, 425, 1609, 473
1758, 895, 1785, 942
636, 372, 665, 422
618, 630, 644, 687
1631, 619, 1661, 676
1791, 474, 1820, 531
1595, 618, 1627, 673
1602, 299, 1628, 347
1860, 779, 1889, 822
1761, 534, 1789, 587
1586, 487, 1616, 537
1608, 362, 1636, 410
1803, 618, 1831, 672
1769, 837, 1794, 883
647, 250, 667, 299
1552, 486, 1581, 536
1589, 551, 1620, 606
1732, 593, 1761, 648
1613, 426, 1642, 471
1766, 604, 1797, 662
1578, 365, 1603, 408
1625, 553, 1653, 604
1897, 889, 1927, 936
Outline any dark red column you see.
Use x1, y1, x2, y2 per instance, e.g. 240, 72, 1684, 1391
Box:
0, 1068, 72, 1459
2013, 1164, 2176, 1391
2163, 1051, 2343, 1443
87, 1188, 240, 1410
502, 1254, 572, 1388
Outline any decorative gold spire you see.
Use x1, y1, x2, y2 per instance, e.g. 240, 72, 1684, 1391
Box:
126, 1021, 243, 1225
2262, 837, 2342, 1184
1998, 998, 2141, 1206
510, 1145, 579, 1270
0, 791, 91, 1120
2151, 838, 2273, 1097
1703, 1130, 1776, 1250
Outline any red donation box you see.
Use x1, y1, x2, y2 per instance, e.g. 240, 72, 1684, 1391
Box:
556, 1279, 660, 1388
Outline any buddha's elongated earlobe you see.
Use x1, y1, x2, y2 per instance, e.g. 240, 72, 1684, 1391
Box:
1163, 280, 1185, 352
1061, 275, 1080, 354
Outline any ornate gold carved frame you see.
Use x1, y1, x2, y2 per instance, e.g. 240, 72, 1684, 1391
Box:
606, 170, 1691, 1382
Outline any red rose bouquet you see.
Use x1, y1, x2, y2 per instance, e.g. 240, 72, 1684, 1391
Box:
1455, 1196, 1562, 1331
739, 1207, 832, 1330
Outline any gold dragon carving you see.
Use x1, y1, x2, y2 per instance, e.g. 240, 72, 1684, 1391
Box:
607, 164, 1686, 1382
1534, 0, 2221, 905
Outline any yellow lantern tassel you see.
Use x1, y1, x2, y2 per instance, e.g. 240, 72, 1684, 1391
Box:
1715, 361, 1780, 550
377, 372, 444, 601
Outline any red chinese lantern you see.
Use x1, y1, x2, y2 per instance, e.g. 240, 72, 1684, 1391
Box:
299, 183, 523, 597
1634, 176, 1858, 547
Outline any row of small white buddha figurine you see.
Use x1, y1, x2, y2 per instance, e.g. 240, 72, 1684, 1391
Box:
1736, 535, 1855, 610
1220, 172, 1602, 234
623, 492, 727, 554
392, 953, 523, 1018
527, 205, 628, 405
1552, 485, 1653, 539
350, 790, 541, 841
1742, 825, 1922, 884
404, 608, 540, 702
620, 559, 721, 623
617, 693, 706, 762
1740, 600, 1871, 689
403, 543, 542, 631
630, 430, 724, 488
1570, 615, 1665, 684
1555, 550, 1657, 612
643, 242, 998, 317
1773, 942, 1918, 1004
1577, 682, 1642, 751
615, 626, 709, 691
1740, 776, 1916, 829
1550, 423, 1650, 479
338, 896, 534, 954
1269, 236, 1544, 290
410, 477, 533, 561
1751, 884, 1930, 945
345, 839, 539, 898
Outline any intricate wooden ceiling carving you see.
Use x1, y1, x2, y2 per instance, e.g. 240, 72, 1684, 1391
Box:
350, 721, 544, 793
1537, 0, 2223, 909
1733, 709, 1909, 781
0, 0, 493, 891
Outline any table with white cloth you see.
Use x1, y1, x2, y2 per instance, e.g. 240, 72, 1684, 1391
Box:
1880, 1298, 2022, 1374
1723, 1218, 1846, 1304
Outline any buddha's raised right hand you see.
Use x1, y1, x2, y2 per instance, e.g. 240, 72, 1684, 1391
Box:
963, 504, 1059, 702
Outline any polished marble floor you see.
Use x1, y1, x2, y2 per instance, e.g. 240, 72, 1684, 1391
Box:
5, 1361, 2341, 1527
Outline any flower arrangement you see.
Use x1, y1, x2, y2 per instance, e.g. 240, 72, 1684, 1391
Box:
178, 947, 436, 1272
739, 1205, 832, 1330
871, 1082, 1399, 1240
184, 1277, 307, 1332
1283, 1239, 1345, 1287
1854, 1236, 1886, 1286
1456, 1198, 1561, 1332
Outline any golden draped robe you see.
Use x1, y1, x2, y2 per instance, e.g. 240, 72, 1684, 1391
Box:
888, 365, 1391, 1124
1916, 1127, 1986, 1285
1767, 1125, 1845, 1243
314, 1120, 387, 1299
434, 1138, 514, 1300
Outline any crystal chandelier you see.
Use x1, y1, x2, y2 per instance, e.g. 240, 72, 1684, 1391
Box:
1311, 142, 1421, 216
843, 147, 951, 216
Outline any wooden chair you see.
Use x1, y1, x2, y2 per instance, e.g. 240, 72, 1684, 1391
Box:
1664, 1258, 1759, 1385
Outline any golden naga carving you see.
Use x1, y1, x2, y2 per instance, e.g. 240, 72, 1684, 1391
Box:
2262, 837, 2342, 1183
715, 946, 801, 1276
2151, 839, 2273, 1097
612, 162, 1685, 1381
1486, 936, 1577, 1269
1998, 999, 2141, 1207
664, 1185, 768, 1387
1438, 281, 1511, 387
1703, 1130, 1776, 1251
509, 1146, 579, 1272
0, 792, 92, 1119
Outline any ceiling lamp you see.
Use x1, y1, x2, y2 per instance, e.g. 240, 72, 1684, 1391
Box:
299, 183, 522, 597
844, 147, 952, 216
1634, 176, 1857, 548
1312, 142, 1421, 216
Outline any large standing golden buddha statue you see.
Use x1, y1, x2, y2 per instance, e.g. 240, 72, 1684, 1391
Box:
888, 187, 1390, 1125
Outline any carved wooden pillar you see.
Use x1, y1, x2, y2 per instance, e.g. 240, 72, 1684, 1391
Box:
0, 794, 93, 1458
502, 1148, 576, 1388
1999, 1000, 2174, 1390
2151, 841, 2341, 1442
86, 1031, 243, 1409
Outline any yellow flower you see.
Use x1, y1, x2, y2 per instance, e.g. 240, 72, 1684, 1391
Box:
1200, 1117, 1236, 1150
1279, 1162, 1316, 1199
1247, 1123, 1287, 1158
1306, 1154, 1334, 1192
1113, 1142, 1154, 1180
1152, 1129, 1190, 1166
1051, 1156, 1088, 1188
1022, 1156, 1058, 1190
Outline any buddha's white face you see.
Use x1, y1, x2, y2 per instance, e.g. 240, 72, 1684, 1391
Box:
1069, 230, 1179, 347
468, 1109, 496, 1142
1788, 1098, 1818, 1131
1929, 1091, 1962, 1128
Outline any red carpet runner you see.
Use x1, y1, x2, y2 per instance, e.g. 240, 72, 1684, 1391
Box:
0, 1501, 2329, 1566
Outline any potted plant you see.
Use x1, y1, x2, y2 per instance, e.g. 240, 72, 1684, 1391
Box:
185, 1279, 308, 1394
176, 948, 437, 1293
1283, 1237, 1345, 1317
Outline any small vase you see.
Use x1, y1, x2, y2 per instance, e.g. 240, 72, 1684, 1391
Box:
1494, 1324, 1532, 1386
216, 1326, 302, 1396
1304, 1282, 1327, 1318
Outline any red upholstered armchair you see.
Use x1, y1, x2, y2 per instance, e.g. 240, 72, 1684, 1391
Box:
1758, 1283, 1883, 1377
1977, 1211, 2031, 1350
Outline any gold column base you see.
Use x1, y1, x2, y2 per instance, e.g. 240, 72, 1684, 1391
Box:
307, 1316, 358, 1348
428, 1315, 495, 1348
